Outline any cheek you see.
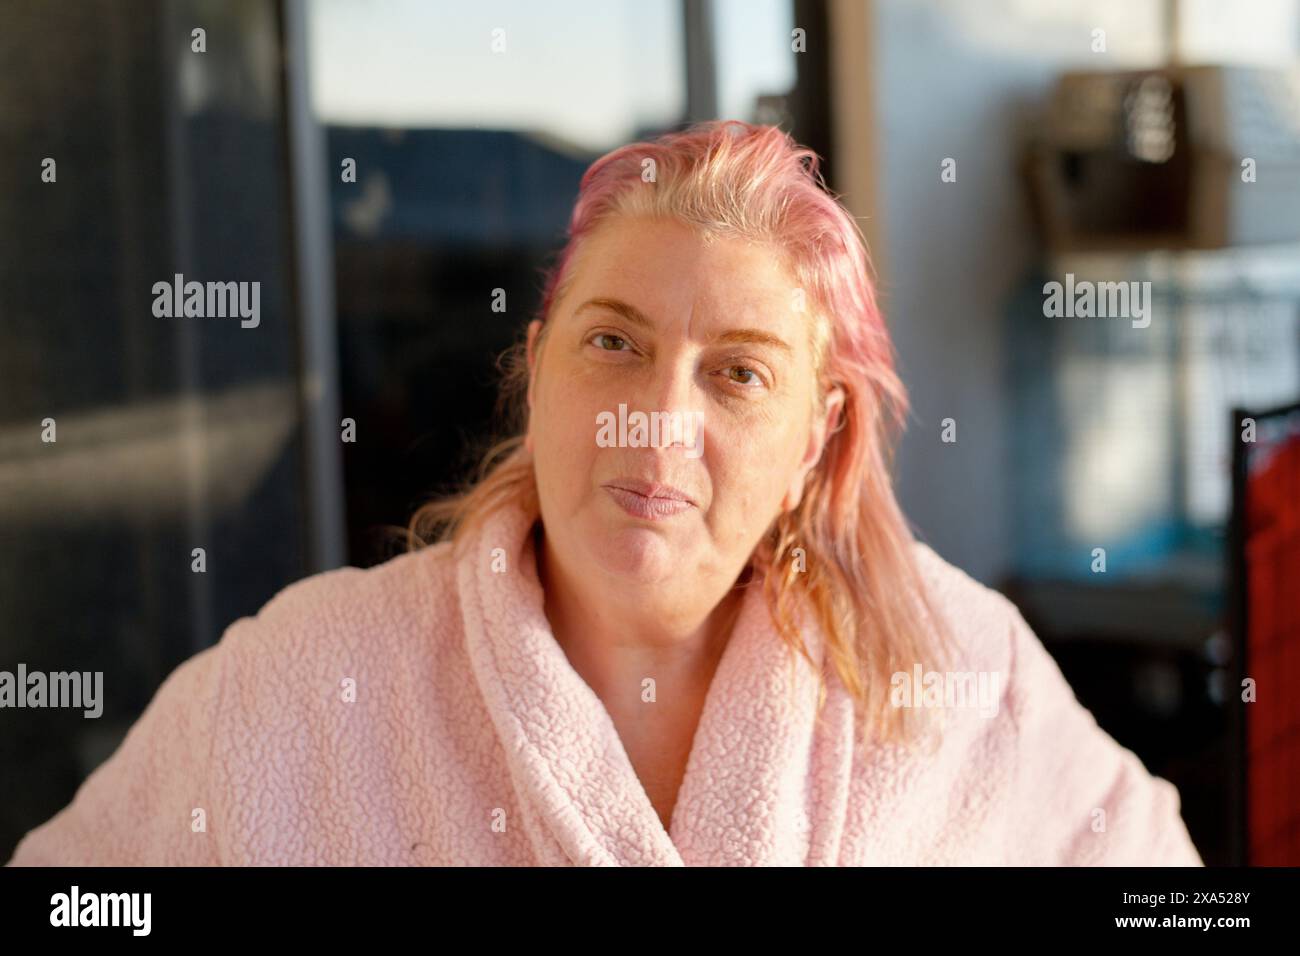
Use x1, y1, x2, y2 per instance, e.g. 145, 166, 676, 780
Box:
706, 420, 802, 527
717, 405, 805, 483
533, 367, 601, 477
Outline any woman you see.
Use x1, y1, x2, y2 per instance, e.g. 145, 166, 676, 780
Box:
7, 120, 1202, 866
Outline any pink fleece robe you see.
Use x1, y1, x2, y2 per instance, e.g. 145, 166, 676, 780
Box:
6, 496, 1203, 866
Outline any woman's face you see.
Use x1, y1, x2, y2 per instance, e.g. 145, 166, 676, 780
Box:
525, 215, 843, 594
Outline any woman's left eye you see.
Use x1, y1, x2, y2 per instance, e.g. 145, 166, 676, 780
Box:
724, 366, 762, 387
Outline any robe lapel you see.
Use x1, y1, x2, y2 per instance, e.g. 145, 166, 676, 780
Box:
457, 499, 683, 866
667, 571, 855, 866
457, 496, 856, 867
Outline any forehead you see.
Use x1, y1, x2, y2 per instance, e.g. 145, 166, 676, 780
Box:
562, 216, 804, 324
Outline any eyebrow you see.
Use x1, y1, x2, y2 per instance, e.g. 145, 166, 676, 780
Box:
575, 297, 793, 354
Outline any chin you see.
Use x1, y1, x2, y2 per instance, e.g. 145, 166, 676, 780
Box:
586, 514, 692, 584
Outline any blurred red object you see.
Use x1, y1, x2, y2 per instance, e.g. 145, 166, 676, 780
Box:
1244, 426, 1300, 865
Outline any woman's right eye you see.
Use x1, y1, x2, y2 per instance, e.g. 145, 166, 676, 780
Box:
592, 333, 630, 352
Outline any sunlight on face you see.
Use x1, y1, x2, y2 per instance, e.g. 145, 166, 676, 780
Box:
527, 215, 826, 592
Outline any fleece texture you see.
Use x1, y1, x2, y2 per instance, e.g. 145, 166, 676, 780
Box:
7, 496, 1203, 866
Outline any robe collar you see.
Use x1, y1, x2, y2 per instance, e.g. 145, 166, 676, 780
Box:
455, 495, 857, 866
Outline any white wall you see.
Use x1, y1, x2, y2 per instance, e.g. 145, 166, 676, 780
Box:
833, 0, 1168, 583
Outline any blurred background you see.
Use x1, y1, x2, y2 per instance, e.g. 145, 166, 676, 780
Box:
1, 0, 1297, 865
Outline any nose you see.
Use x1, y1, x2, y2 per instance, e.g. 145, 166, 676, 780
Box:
629, 344, 704, 454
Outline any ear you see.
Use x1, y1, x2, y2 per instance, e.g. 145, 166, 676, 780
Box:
525, 320, 543, 404
781, 384, 845, 513
524, 320, 543, 454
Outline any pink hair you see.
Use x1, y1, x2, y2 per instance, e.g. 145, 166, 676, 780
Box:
409, 120, 953, 746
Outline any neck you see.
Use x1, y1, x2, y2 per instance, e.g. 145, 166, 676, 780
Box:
532, 521, 749, 704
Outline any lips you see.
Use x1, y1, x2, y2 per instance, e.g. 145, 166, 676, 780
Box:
604, 477, 693, 502
602, 477, 695, 520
